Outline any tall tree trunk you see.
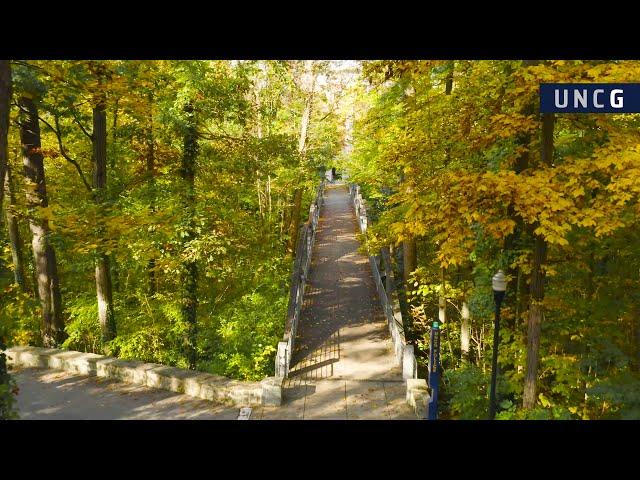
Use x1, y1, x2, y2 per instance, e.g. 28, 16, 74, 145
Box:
522, 233, 548, 408
4, 166, 26, 289
181, 102, 198, 370
146, 93, 157, 296
399, 81, 420, 292
92, 89, 116, 343
505, 61, 537, 301
503, 61, 537, 376
402, 237, 417, 287
522, 112, 554, 410
19, 96, 65, 347
287, 61, 316, 254
0, 60, 10, 215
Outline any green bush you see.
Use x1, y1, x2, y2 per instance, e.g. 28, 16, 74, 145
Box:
443, 365, 490, 419
1, 284, 40, 347
199, 289, 286, 381
0, 332, 19, 420
62, 295, 102, 353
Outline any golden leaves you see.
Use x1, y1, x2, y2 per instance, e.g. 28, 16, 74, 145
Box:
353, 59, 640, 272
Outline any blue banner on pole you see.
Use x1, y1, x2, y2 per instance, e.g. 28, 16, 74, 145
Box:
540, 83, 640, 113
428, 321, 440, 420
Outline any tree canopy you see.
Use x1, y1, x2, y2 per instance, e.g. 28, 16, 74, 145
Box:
2, 59, 639, 419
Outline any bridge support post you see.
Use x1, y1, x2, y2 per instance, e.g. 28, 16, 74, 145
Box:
261, 376, 283, 406
406, 378, 429, 419
402, 344, 417, 379
276, 341, 288, 378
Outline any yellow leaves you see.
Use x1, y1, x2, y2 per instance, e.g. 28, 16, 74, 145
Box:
577, 217, 597, 228
355, 60, 640, 276
538, 392, 552, 408
595, 218, 626, 237
484, 218, 516, 239
570, 186, 585, 198
545, 234, 569, 246
541, 264, 558, 277
405, 199, 423, 221
488, 113, 537, 140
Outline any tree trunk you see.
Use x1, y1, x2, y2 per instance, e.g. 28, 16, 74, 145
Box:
92, 89, 116, 343
19, 96, 65, 347
287, 188, 303, 253
146, 93, 157, 296
461, 298, 470, 363
505, 61, 537, 323
523, 112, 554, 410
297, 61, 316, 155
0, 60, 10, 215
4, 166, 26, 289
522, 233, 547, 409
402, 237, 417, 286
181, 102, 199, 370
287, 61, 316, 254
47, 243, 63, 330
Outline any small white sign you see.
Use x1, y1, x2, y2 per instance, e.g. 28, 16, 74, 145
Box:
237, 407, 252, 420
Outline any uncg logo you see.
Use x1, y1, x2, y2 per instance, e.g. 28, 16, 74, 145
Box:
554, 88, 623, 109
540, 83, 640, 113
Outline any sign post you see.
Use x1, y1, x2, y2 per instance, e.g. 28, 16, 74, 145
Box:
428, 321, 440, 420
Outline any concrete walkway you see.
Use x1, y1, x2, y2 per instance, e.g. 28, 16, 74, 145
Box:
13, 367, 240, 420
274, 183, 413, 419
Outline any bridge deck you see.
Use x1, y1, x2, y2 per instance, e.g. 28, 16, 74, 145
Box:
276, 183, 412, 418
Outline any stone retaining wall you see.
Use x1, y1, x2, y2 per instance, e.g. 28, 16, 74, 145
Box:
5, 346, 282, 407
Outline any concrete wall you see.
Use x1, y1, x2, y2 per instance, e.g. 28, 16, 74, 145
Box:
6, 346, 282, 407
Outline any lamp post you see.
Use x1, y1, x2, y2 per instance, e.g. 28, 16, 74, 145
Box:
488, 269, 507, 420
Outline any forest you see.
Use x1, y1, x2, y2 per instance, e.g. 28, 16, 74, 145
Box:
1, 60, 640, 420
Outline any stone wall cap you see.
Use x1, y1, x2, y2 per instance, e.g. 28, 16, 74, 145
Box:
407, 378, 428, 390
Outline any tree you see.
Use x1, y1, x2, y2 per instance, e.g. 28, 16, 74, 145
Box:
90, 62, 117, 343
0, 60, 10, 217
180, 100, 198, 369
4, 165, 26, 289
18, 95, 65, 347
287, 60, 317, 254
349, 59, 640, 418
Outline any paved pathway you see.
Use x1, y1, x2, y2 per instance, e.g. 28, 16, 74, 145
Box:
13, 367, 240, 420
273, 183, 414, 419
12, 184, 415, 420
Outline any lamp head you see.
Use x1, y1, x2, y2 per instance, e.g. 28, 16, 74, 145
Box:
492, 270, 507, 293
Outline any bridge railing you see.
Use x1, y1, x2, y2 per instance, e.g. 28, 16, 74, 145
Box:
349, 184, 418, 380
275, 181, 325, 378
